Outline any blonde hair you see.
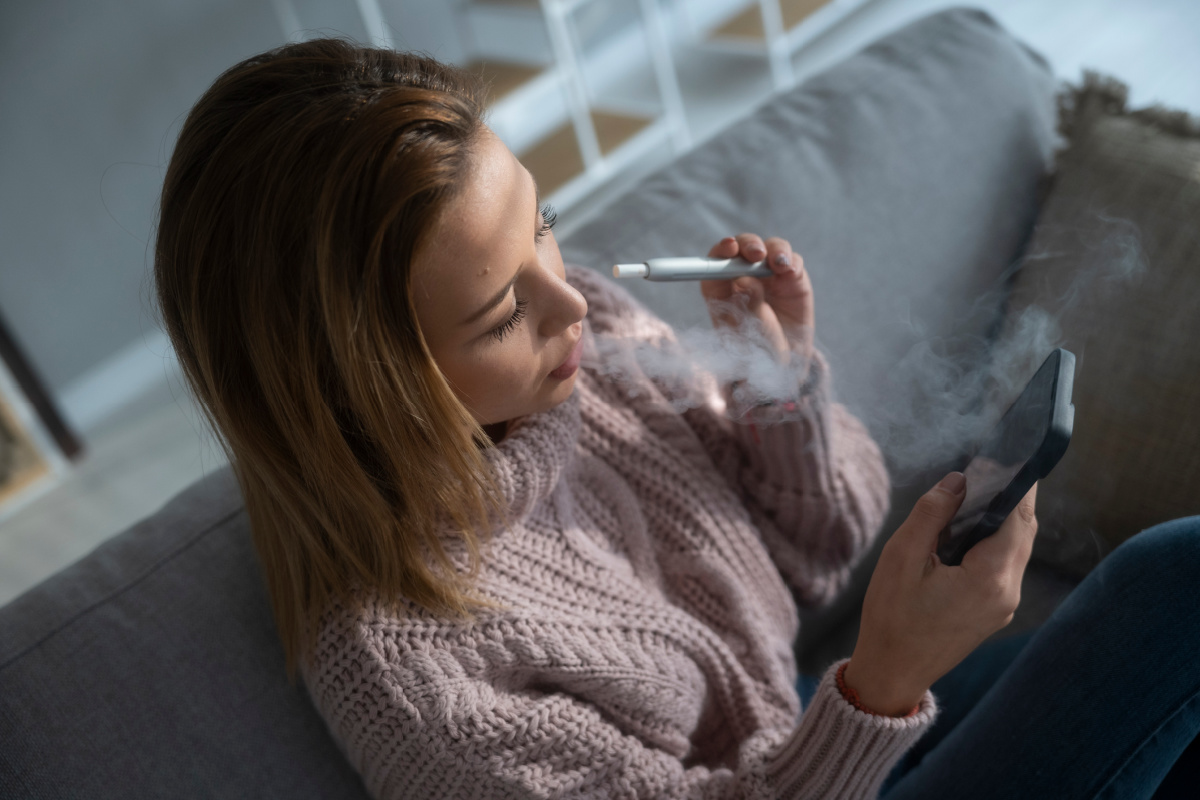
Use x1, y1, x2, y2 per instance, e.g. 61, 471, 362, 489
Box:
154, 39, 505, 679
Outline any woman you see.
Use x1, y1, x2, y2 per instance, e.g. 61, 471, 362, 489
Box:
154, 39, 1200, 799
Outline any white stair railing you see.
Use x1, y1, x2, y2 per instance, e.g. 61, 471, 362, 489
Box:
757, 0, 795, 90
540, 0, 607, 178
638, 0, 691, 151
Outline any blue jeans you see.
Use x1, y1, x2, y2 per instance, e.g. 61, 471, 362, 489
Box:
797, 516, 1200, 799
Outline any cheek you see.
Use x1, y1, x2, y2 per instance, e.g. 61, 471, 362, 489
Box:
465, 351, 522, 390
441, 341, 543, 418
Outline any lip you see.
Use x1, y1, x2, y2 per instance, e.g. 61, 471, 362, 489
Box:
549, 335, 584, 380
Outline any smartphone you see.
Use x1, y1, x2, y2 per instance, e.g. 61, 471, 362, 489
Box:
936, 348, 1076, 567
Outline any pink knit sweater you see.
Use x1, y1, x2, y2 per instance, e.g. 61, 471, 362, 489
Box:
304, 266, 937, 799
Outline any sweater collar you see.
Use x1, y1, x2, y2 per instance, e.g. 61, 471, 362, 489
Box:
481, 354, 582, 524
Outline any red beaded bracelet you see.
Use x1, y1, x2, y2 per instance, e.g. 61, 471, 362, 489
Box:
835, 662, 921, 719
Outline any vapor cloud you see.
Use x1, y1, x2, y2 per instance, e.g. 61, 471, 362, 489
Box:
582, 296, 816, 416
584, 213, 1146, 490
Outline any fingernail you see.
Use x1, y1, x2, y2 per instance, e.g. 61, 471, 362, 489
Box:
937, 472, 966, 494
774, 253, 791, 268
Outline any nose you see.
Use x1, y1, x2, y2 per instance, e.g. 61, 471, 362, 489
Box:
536, 272, 588, 339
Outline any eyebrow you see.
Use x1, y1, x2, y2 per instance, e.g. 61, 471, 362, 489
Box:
462, 271, 519, 327
460, 175, 541, 328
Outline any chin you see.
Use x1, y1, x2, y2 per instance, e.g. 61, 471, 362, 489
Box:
540, 372, 578, 410
487, 377, 577, 429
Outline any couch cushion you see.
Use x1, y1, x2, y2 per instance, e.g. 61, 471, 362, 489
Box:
998, 73, 1200, 574
561, 7, 1058, 482
0, 467, 370, 799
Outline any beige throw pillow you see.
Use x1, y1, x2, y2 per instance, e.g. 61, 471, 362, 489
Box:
1000, 73, 1200, 574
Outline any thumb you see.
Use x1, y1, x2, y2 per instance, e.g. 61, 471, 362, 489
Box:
730, 276, 762, 302
900, 472, 967, 557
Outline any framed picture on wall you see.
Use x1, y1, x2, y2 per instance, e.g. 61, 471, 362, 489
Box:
0, 311, 82, 522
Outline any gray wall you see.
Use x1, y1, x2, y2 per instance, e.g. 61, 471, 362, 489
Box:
1, 0, 275, 392
0, 0, 463, 428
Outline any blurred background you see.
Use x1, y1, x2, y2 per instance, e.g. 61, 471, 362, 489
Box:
1, 0, 1197, 605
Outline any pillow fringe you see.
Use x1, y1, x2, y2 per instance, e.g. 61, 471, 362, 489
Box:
1057, 71, 1200, 147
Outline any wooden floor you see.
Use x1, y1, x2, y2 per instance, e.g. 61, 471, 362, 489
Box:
714, 0, 835, 39
2, 0, 1198, 607
522, 110, 654, 197
465, 59, 543, 104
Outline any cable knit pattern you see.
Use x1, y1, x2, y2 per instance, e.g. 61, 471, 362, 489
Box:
303, 266, 935, 799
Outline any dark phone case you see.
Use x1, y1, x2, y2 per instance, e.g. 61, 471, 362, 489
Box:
937, 349, 1076, 566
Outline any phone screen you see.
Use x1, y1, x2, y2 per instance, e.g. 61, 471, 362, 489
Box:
944, 360, 1056, 544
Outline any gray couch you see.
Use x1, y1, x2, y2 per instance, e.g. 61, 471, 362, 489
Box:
0, 9, 1061, 797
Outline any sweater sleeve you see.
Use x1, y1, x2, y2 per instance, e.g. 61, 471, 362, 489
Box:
305, 631, 936, 800
688, 348, 892, 607
565, 265, 891, 607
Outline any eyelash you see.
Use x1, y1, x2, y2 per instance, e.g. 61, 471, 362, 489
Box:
489, 297, 528, 343
488, 205, 554, 343
536, 204, 558, 243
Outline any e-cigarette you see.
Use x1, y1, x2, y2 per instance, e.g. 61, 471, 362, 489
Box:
612, 257, 773, 282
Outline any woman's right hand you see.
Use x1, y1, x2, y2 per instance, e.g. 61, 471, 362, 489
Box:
841, 473, 1039, 716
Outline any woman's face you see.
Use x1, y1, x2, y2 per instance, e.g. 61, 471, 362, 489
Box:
412, 129, 588, 439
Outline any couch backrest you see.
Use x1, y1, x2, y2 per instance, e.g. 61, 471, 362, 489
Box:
0, 9, 1058, 798
562, 8, 1058, 478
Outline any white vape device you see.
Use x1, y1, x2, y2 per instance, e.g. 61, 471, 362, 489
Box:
612, 257, 773, 281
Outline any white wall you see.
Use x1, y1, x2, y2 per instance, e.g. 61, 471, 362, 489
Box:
0, 0, 279, 426
0, 0, 466, 432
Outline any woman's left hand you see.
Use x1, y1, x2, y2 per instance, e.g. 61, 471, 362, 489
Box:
700, 233, 815, 363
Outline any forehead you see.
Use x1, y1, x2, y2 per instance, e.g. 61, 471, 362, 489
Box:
411, 131, 531, 322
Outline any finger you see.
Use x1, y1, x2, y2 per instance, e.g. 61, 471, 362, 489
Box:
764, 237, 794, 276
701, 237, 741, 301
897, 472, 967, 566
735, 233, 766, 263
787, 251, 808, 289
704, 233, 765, 304
1006, 482, 1039, 568
707, 276, 765, 327
707, 236, 739, 259
731, 274, 764, 298
762, 249, 813, 318
962, 482, 1039, 576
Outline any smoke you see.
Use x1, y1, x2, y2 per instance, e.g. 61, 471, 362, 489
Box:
583, 296, 816, 416
866, 301, 1061, 484
583, 213, 1146, 490
870, 213, 1147, 485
